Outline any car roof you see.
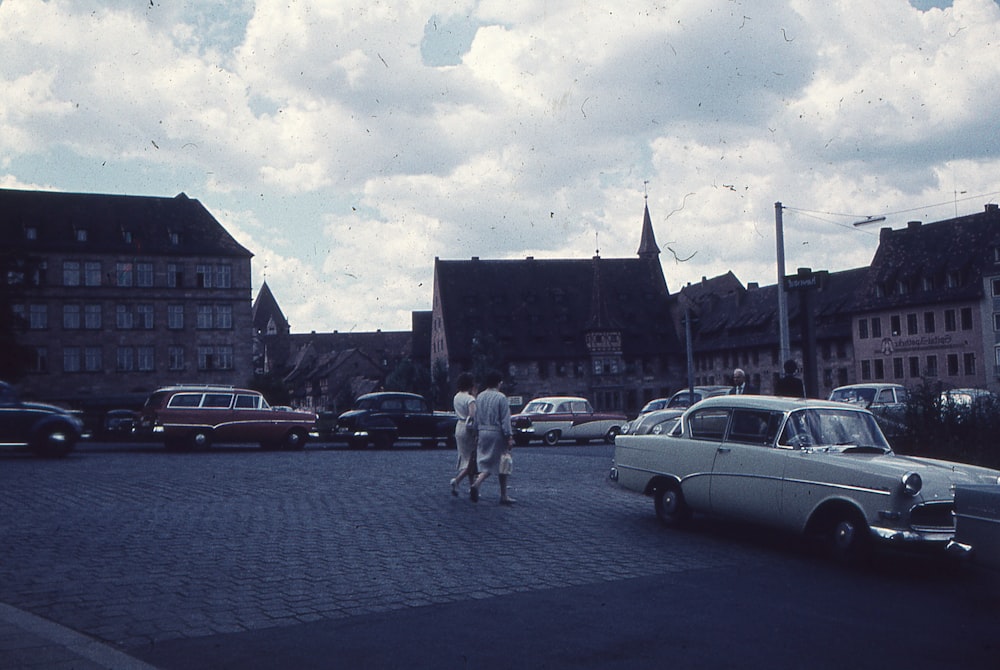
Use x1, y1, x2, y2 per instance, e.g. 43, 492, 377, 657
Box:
832, 383, 905, 392
690, 395, 859, 412
526, 396, 588, 404
357, 391, 423, 400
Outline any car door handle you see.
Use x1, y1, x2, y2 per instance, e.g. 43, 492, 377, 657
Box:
717, 447, 731, 454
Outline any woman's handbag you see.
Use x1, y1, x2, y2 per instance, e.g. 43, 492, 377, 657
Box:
499, 451, 513, 475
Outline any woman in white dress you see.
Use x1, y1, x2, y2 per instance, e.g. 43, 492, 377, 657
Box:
450, 372, 478, 496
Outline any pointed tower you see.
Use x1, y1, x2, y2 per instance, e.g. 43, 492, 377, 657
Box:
637, 197, 660, 260
585, 254, 624, 388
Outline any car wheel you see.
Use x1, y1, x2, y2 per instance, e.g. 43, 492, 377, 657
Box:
189, 430, 212, 450
654, 482, 691, 527
604, 426, 620, 444
543, 429, 561, 446
31, 425, 76, 458
829, 512, 872, 564
281, 429, 307, 451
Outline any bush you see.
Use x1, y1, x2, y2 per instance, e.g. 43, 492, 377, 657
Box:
891, 381, 1000, 469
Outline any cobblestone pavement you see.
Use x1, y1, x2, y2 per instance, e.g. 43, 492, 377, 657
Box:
1, 442, 762, 667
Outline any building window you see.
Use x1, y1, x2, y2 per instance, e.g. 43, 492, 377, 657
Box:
906, 314, 918, 335
63, 347, 81, 373
216, 265, 232, 289
870, 318, 882, 338
890, 315, 901, 336
947, 272, 961, 288
29, 304, 47, 329
858, 319, 869, 339
217, 345, 234, 370
947, 354, 959, 376
136, 263, 154, 287
169, 231, 180, 245
63, 305, 80, 330
961, 307, 973, 330
63, 261, 80, 286
215, 304, 233, 329
197, 305, 213, 329
168, 346, 184, 371
31, 347, 48, 373
944, 309, 957, 332
893, 357, 904, 379
84, 304, 102, 329
85, 347, 102, 372
861, 360, 872, 380
196, 265, 212, 288
873, 359, 885, 380
993, 278, 1000, 296
964, 353, 976, 375
138, 346, 155, 372
116, 347, 134, 372
924, 312, 935, 333
167, 263, 182, 288
25, 226, 37, 240
168, 305, 184, 329
925, 355, 938, 377
922, 276, 934, 291
115, 262, 133, 287
137, 304, 154, 329
75, 228, 88, 242
197, 346, 214, 370
116, 305, 134, 329
84, 262, 101, 286
909, 356, 920, 378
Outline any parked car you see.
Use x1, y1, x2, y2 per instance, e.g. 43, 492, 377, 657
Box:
135, 386, 316, 451
939, 388, 998, 421
665, 385, 731, 409
0, 380, 83, 457
829, 383, 909, 439
332, 392, 458, 449
102, 409, 137, 439
618, 408, 684, 439
512, 396, 626, 445
636, 398, 670, 415
610, 395, 1000, 561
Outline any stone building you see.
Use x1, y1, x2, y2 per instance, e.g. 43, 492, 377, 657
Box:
1, 188, 254, 413
430, 203, 685, 414
852, 204, 1000, 393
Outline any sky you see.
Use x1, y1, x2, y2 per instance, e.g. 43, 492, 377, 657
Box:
2, 0, 999, 334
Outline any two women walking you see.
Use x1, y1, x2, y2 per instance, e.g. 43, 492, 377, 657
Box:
450, 370, 515, 505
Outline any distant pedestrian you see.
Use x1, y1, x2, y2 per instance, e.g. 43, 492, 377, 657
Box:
773, 359, 806, 398
450, 372, 478, 497
728, 368, 759, 395
469, 371, 515, 505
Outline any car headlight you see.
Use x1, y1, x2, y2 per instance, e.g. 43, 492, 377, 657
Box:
901, 472, 922, 497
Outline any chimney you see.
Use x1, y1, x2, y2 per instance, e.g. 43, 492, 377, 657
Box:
747, 282, 759, 291
907, 220, 921, 230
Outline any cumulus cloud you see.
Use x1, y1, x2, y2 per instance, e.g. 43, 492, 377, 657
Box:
1, 0, 998, 331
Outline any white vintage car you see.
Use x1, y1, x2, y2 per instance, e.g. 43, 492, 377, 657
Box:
513, 396, 626, 445
610, 395, 1000, 560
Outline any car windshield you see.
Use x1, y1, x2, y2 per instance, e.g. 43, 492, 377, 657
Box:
778, 408, 890, 451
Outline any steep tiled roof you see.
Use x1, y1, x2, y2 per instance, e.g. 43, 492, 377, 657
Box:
287, 330, 411, 360
693, 267, 865, 351
855, 204, 1000, 312
252, 282, 289, 334
1, 188, 252, 258
434, 255, 679, 361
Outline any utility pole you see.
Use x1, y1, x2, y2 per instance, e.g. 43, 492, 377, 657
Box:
775, 202, 790, 365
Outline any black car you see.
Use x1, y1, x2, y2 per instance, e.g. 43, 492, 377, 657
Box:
333, 392, 459, 449
0, 381, 84, 457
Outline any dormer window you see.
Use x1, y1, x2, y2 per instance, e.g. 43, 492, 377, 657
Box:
122, 230, 133, 243
946, 271, 960, 288
75, 228, 88, 242
993, 246, 1000, 263
922, 276, 934, 291
25, 226, 37, 240
896, 280, 908, 295
169, 231, 180, 245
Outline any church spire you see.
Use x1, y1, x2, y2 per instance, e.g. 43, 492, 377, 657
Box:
637, 196, 660, 259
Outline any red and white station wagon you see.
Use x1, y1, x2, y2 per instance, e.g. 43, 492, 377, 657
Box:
136, 386, 317, 451
512, 396, 626, 445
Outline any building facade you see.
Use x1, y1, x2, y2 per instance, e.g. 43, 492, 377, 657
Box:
2, 189, 254, 412
852, 204, 1000, 393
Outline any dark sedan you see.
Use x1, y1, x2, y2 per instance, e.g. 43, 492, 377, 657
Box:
0, 381, 83, 457
333, 392, 459, 449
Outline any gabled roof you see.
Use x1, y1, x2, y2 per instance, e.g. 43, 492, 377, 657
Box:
287, 330, 411, 361
434, 255, 680, 361
855, 204, 1000, 312
0, 188, 252, 258
692, 267, 865, 351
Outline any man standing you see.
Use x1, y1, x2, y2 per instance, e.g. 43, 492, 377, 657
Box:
728, 368, 758, 395
469, 371, 516, 505
773, 359, 806, 398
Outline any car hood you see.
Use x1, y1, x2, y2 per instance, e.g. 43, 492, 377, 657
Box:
21, 400, 73, 415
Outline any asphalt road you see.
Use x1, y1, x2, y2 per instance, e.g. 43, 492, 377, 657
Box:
2, 439, 999, 669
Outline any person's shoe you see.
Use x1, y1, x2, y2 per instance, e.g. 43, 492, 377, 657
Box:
470, 486, 479, 502
450, 478, 458, 497
499, 497, 516, 506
